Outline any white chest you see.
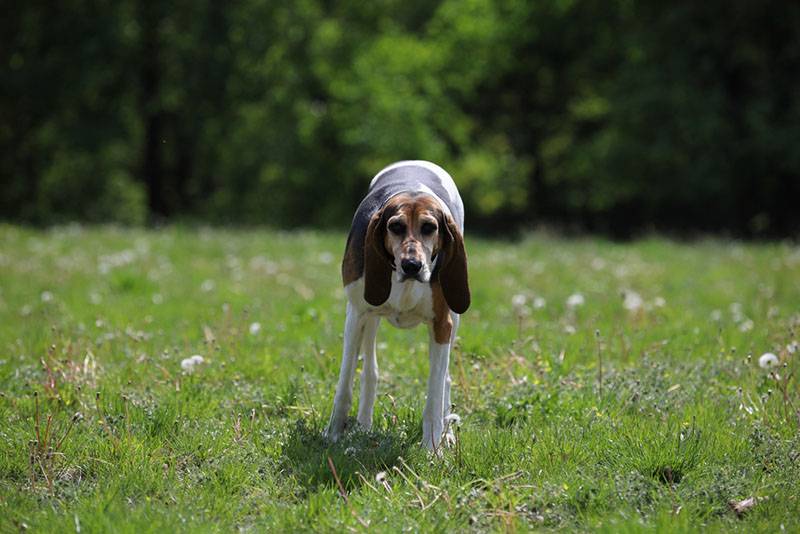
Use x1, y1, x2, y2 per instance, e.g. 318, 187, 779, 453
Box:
345, 277, 434, 329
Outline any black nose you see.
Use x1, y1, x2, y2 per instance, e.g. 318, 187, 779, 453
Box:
401, 258, 422, 275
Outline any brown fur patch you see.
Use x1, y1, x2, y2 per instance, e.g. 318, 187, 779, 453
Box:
431, 281, 453, 344
438, 214, 470, 314
341, 236, 362, 285
363, 209, 395, 306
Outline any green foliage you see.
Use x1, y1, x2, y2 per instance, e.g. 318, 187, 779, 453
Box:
2, 1, 799, 234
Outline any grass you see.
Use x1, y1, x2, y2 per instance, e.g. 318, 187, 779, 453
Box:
0, 224, 798, 532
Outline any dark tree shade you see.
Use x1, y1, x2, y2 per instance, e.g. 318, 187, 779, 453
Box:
1, 0, 798, 236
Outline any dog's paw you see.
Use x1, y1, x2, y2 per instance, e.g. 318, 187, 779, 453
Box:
323, 420, 345, 443
322, 427, 340, 443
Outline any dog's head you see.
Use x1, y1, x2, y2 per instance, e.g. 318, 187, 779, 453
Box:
363, 193, 470, 313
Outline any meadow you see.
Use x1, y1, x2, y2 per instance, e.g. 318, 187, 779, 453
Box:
1, 225, 798, 532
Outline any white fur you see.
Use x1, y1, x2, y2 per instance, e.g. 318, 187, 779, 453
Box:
370, 160, 460, 227
325, 276, 460, 451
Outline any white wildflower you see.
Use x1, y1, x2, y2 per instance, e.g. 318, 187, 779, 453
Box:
151, 293, 163, 304
566, 293, 585, 308
181, 354, 205, 372
564, 325, 577, 335
533, 297, 546, 309
710, 309, 722, 322
249, 322, 262, 335
653, 297, 666, 308
511, 293, 530, 318
41, 291, 53, 303
623, 290, 644, 311
511, 294, 527, 310
758, 353, 779, 369
730, 302, 744, 323
590, 257, 606, 271
739, 319, 754, 332
200, 279, 215, 292
786, 341, 798, 354
444, 413, 461, 426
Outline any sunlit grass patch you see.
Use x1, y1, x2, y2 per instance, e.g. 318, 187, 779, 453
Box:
0, 225, 798, 532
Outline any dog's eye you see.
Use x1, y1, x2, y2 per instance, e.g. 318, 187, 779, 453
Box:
420, 222, 437, 235
388, 222, 406, 235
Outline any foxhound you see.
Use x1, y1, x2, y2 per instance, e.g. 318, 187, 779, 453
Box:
324, 160, 470, 450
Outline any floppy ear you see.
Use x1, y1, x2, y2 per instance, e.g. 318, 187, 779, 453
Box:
438, 215, 470, 314
363, 209, 393, 306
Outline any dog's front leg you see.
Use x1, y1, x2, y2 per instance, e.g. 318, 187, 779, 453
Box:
356, 316, 380, 430
324, 301, 364, 442
442, 311, 460, 445
422, 329, 451, 451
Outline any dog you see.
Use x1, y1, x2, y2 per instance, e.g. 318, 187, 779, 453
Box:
324, 160, 470, 450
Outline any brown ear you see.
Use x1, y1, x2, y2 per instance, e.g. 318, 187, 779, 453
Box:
438, 215, 470, 314
363, 209, 393, 306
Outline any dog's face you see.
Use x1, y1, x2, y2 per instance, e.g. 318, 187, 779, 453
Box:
383, 195, 441, 283
363, 193, 470, 313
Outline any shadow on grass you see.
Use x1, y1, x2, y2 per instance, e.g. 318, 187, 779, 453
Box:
281, 411, 422, 493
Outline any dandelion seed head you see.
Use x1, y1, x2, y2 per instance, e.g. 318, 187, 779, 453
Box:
566, 293, 585, 308
181, 354, 205, 372
249, 322, 262, 335
623, 290, 644, 311
758, 352, 779, 369
444, 413, 461, 425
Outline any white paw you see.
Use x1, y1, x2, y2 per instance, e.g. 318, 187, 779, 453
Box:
356, 413, 373, 431
324, 418, 345, 442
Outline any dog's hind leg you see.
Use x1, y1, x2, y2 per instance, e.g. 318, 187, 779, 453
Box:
324, 301, 365, 442
356, 316, 380, 430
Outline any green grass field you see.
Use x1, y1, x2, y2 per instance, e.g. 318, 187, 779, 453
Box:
1, 225, 798, 532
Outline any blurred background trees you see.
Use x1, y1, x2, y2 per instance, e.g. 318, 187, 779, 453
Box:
2, 0, 799, 236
